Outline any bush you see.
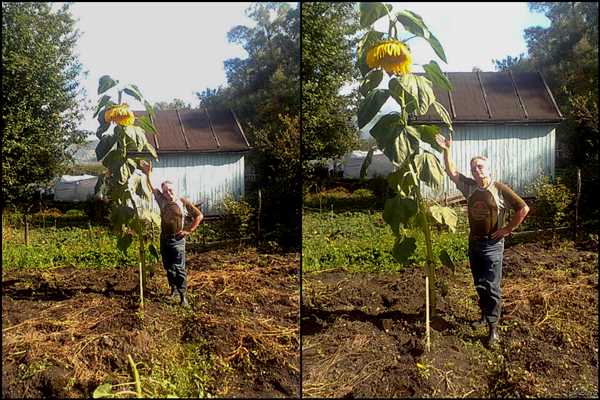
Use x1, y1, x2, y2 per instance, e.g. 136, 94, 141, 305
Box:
220, 196, 255, 239
527, 175, 574, 229
303, 186, 377, 211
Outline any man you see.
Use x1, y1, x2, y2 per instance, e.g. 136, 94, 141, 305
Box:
436, 133, 530, 347
140, 161, 203, 307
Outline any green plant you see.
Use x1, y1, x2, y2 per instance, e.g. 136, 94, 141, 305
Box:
221, 195, 254, 239
93, 75, 160, 313
527, 175, 574, 229
357, 2, 456, 351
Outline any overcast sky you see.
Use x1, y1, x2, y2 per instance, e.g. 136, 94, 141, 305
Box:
67, 2, 549, 138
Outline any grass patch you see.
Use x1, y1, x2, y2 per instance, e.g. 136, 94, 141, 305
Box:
302, 207, 470, 273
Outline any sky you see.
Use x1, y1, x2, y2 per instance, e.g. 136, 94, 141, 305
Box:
67, 2, 258, 136
65, 2, 549, 139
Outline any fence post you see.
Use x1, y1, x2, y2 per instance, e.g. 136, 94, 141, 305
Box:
24, 215, 30, 246
574, 167, 581, 240
257, 188, 262, 245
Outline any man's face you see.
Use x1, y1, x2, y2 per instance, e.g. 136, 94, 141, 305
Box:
470, 159, 488, 186
161, 182, 175, 201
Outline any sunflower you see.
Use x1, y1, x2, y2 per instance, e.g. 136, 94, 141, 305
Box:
104, 103, 135, 126
366, 39, 412, 75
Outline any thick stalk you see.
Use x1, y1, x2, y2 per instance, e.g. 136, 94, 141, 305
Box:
138, 232, 146, 310
127, 354, 142, 398
414, 176, 437, 315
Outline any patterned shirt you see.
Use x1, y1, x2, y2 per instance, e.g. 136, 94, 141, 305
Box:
455, 174, 527, 240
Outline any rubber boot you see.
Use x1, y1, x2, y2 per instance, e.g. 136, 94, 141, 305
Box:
471, 311, 487, 329
179, 290, 190, 308
487, 322, 500, 348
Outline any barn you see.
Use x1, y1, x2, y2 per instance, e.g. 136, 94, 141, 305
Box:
133, 108, 251, 216
411, 71, 563, 200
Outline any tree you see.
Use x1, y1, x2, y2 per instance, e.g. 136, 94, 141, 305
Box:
493, 2, 598, 166
2, 2, 87, 208
154, 98, 192, 111
197, 3, 301, 248
302, 2, 361, 167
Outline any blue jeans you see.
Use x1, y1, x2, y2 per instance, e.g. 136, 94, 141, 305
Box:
160, 235, 186, 293
468, 238, 504, 324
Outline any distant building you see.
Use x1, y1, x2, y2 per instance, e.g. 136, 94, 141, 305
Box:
133, 109, 252, 215
409, 71, 563, 199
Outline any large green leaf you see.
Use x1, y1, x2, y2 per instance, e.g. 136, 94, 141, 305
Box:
396, 11, 447, 63
116, 233, 133, 253
360, 2, 392, 28
432, 101, 453, 131
124, 125, 148, 152
360, 69, 384, 96
383, 195, 418, 236
98, 75, 118, 95
148, 243, 160, 263
92, 383, 114, 398
93, 95, 113, 118
415, 151, 445, 190
110, 205, 135, 228
423, 60, 452, 91
123, 87, 142, 102
429, 205, 458, 233
135, 115, 158, 136
144, 100, 155, 118
117, 162, 131, 185
396, 10, 428, 38
358, 89, 389, 129
96, 108, 111, 139
391, 74, 434, 116
387, 158, 417, 196
95, 131, 117, 161
102, 149, 125, 171
360, 147, 375, 179
392, 235, 417, 263
439, 249, 456, 273
408, 124, 443, 152
425, 32, 447, 64
370, 113, 413, 164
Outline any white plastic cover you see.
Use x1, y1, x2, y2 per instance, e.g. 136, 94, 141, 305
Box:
53, 175, 98, 202
342, 150, 394, 179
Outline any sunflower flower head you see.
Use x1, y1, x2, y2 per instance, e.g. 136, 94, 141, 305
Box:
104, 103, 135, 126
366, 39, 412, 75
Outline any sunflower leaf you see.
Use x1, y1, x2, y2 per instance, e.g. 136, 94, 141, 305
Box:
360, 3, 393, 28
358, 89, 389, 129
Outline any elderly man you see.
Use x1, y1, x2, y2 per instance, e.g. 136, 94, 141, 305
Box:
140, 161, 203, 307
436, 133, 530, 347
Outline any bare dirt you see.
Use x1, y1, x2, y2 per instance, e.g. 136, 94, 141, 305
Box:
302, 237, 598, 398
2, 247, 300, 398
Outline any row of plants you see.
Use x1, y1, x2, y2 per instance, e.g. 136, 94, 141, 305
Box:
302, 208, 469, 274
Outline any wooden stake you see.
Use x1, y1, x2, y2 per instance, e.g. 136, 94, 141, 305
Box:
24, 217, 29, 246
574, 167, 581, 240
425, 275, 431, 352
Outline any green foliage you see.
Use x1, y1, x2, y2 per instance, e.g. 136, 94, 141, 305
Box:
221, 195, 255, 239
2, 2, 87, 207
527, 175, 574, 230
302, 210, 468, 274
303, 187, 380, 211
197, 3, 300, 249
302, 2, 361, 164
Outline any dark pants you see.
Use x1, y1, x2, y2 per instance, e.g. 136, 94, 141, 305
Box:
160, 235, 187, 293
468, 238, 504, 324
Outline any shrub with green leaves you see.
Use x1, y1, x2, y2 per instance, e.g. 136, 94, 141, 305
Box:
528, 175, 574, 229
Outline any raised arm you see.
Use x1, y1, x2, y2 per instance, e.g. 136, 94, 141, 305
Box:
435, 132, 460, 184
139, 160, 159, 195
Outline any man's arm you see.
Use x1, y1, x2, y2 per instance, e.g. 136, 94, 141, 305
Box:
491, 183, 530, 240
435, 133, 460, 184
179, 197, 203, 237
139, 160, 160, 196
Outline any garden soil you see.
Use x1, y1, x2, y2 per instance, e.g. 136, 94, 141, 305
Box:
2, 247, 300, 398
303, 237, 598, 398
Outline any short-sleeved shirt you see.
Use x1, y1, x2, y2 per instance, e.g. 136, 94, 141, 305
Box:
153, 190, 189, 235
455, 173, 527, 240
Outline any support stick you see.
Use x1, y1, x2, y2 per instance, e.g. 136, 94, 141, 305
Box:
425, 275, 431, 352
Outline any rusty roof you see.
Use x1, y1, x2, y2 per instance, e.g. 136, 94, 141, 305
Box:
132, 109, 251, 154
410, 71, 563, 124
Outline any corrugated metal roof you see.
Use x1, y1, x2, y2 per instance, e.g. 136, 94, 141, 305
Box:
132, 109, 251, 154
411, 72, 563, 124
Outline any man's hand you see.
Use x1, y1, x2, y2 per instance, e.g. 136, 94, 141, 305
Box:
435, 132, 452, 151
491, 227, 512, 240
175, 230, 191, 240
